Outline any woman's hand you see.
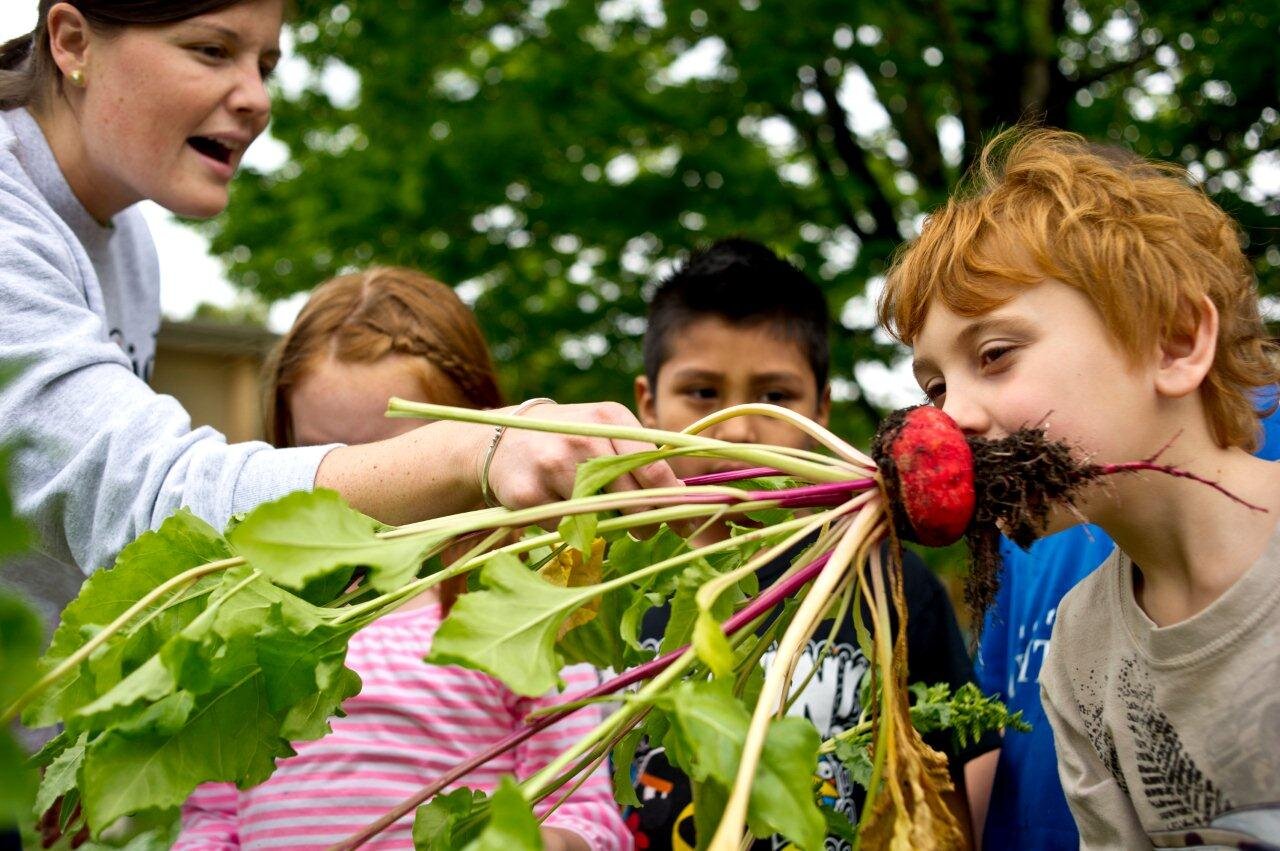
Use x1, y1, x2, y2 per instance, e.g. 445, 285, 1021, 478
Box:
483, 401, 681, 509
315, 401, 681, 526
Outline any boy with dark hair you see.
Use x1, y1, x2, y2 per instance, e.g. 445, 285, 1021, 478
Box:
880, 128, 1280, 849
625, 237, 998, 851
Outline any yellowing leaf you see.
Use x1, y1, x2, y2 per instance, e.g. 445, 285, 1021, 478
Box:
538, 537, 604, 639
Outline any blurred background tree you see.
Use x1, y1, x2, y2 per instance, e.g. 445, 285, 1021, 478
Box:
211, 0, 1280, 442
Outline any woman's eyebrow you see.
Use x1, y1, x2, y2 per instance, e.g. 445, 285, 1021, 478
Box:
181, 22, 282, 59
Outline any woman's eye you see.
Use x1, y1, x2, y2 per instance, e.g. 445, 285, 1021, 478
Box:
194, 44, 230, 60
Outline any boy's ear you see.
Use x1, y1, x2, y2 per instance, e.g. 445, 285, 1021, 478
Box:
634, 375, 657, 428
1154, 295, 1218, 400
815, 383, 832, 428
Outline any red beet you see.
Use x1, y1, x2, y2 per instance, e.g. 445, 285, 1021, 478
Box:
872, 406, 975, 546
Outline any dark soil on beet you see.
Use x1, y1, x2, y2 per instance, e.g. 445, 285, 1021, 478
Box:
873, 407, 1101, 631
962, 429, 1100, 627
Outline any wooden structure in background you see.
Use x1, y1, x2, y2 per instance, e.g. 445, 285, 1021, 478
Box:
151, 319, 278, 443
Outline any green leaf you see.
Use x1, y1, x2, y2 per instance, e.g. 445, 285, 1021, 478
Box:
691, 777, 729, 849
80, 673, 292, 833
658, 680, 825, 850
25, 509, 231, 728
33, 732, 87, 817
555, 513, 596, 557
610, 727, 643, 808
692, 608, 735, 679
570, 448, 686, 499
555, 580, 643, 671
751, 718, 826, 850
0, 733, 35, 830
0, 445, 31, 559
821, 799, 859, 846
0, 592, 45, 826
228, 489, 436, 593
428, 553, 598, 696
661, 558, 742, 655
460, 777, 542, 851
52, 564, 364, 834
413, 786, 489, 851
834, 738, 874, 789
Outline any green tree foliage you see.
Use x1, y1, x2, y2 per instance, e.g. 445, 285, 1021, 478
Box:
211, 0, 1280, 440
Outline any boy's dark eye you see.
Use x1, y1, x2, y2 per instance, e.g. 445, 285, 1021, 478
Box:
979, 345, 1014, 369
760, 390, 794, 404
687, 387, 718, 401
924, 381, 946, 407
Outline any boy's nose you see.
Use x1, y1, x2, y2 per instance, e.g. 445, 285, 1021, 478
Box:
709, 413, 759, 445
941, 395, 992, 438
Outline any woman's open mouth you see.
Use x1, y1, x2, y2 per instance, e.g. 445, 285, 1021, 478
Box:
187, 136, 236, 175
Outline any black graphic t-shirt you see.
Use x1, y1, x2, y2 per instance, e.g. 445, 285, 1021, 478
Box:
622, 543, 998, 851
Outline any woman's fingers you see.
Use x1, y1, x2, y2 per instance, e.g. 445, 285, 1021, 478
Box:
484, 402, 683, 518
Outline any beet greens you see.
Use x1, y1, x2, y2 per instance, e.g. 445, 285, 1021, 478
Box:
9, 402, 1044, 850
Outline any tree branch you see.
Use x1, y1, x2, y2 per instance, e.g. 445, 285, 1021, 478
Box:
1071, 42, 1160, 90
932, 0, 984, 172
810, 71, 900, 240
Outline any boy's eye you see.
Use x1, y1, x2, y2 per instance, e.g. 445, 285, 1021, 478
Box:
686, 387, 718, 401
924, 381, 946, 407
978, 345, 1015, 369
760, 390, 794, 405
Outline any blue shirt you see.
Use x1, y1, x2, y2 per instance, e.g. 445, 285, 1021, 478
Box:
975, 399, 1280, 850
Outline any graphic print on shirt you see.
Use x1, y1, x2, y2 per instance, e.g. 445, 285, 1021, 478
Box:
1009, 604, 1058, 695
1116, 657, 1232, 829
108, 324, 159, 382
1075, 665, 1129, 796
626, 636, 870, 851
1077, 657, 1233, 832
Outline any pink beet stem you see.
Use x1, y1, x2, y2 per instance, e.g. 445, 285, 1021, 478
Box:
753, 479, 877, 507
682, 467, 786, 485
618, 479, 875, 510
1097, 461, 1267, 512
326, 551, 835, 851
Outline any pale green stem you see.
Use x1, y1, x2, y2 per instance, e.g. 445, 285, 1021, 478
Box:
853, 547, 895, 847
680, 403, 876, 470
339, 503, 826, 627
1, 556, 244, 726
782, 569, 856, 717
694, 490, 873, 619
385, 399, 856, 482
708, 504, 881, 850
521, 649, 695, 800
378, 485, 743, 542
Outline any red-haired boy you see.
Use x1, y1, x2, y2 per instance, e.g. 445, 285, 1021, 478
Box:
880, 129, 1280, 848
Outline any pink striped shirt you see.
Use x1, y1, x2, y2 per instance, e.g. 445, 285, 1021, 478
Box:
175, 601, 631, 850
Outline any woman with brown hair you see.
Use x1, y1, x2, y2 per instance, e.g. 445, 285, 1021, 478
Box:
176, 267, 630, 851
0, 1, 677, 630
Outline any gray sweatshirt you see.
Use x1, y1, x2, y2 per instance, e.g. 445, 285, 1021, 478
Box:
0, 108, 335, 590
